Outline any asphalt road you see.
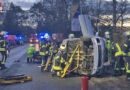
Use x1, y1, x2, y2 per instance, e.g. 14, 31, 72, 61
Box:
0, 44, 130, 90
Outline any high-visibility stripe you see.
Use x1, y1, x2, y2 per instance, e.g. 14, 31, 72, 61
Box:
53, 56, 60, 66
107, 40, 111, 49
115, 43, 126, 56
55, 56, 60, 60
53, 66, 62, 70
60, 58, 64, 63
0, 40, 4, 42
54, 50, 57, 53
114, 60, 125, 71
112, 47, 114, 49
0, 48, 6, 51
42, 45, 46, 48
114, 68, 125, 70
46, 51, 48, 54
126, 63, 130, 73
128, 52, 130, 56
1, 55, 5, 64
39, 52, 46, 55
41, 58, 44, 66
124, 44, 128, 47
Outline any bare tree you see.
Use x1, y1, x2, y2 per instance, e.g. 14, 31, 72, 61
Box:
112, 0, 129, 30
117, 0, 129, 27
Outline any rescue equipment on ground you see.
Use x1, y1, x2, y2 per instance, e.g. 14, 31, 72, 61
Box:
0, 75, 32, 85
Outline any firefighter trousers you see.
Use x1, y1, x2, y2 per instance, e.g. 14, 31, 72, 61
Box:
0, 51, 7, 68
41, 55, 48, 67
126, 56, 130, 78
114, 56, 125, 75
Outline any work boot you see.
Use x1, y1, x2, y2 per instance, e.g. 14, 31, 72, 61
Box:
127, 77, 130, 80
52, 71, 56, 77
27, 58, 30, 63
1, 64, 7, 70
56, 71, 61, 77
41, 66, 44, 72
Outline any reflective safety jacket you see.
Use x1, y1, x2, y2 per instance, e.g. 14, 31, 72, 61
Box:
123, 37, 130, 74
123, 37, 130, 56
106, 39, 111, 50
49, 40, 58, 55
112, 43, 126, 57
39, 39, 50, 56
27, 46, 35, 57
53, 53, 67, 71
0, 36, 7, 52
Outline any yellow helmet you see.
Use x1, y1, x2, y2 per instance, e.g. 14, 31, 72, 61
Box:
69, 34, 75, 39
105, 31, 110, 35
125, 31, 130, 36
60, 44, 66, 51
44, 33, 49, 39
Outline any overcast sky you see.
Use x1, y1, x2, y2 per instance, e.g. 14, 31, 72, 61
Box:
9, 0, 130, 10
9, 0, 39, 10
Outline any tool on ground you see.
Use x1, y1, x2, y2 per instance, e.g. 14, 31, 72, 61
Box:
0, 74, 32, 85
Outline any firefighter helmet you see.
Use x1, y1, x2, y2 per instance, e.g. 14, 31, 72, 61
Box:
44, 33, 49, 39
125, 31, 130, 36
69, 34, 75, 39
105, 31, 110, 35
60, 44, 66, 51
105, 31, 110, 39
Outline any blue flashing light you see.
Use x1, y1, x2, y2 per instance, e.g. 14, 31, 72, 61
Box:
18, 36, 23, 40
5, 35, 8, 38
41, 36, 44, 39
19, 37, 22, 40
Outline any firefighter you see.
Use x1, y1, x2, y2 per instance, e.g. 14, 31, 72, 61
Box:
111, 43, 126, 76
39, 33, 50, 71
43, 34, 59, 71
51, 34, 59, 55
103, 31, 113, 73
52, 44, 67, 76
27, 44, 35, 63
68, 34, 75, 39
104, 31, 112, 62
0, 31, 8, 70
123, 31, 130, 80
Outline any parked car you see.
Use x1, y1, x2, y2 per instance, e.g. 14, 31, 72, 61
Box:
6, 35, 17, 46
